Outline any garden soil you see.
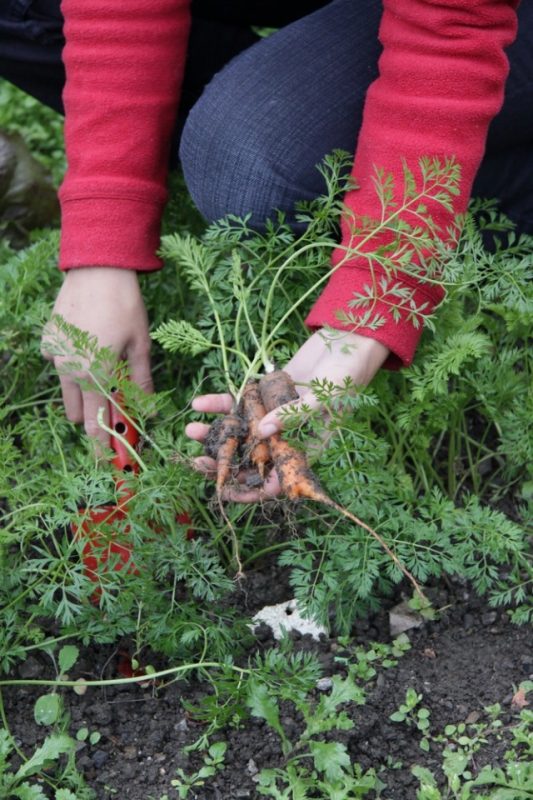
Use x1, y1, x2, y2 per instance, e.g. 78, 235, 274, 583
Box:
5, 560, 532, 800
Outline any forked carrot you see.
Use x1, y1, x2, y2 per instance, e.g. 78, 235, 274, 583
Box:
258, 370, 426, 601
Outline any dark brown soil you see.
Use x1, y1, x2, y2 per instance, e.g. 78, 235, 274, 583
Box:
4, 563, 532, 800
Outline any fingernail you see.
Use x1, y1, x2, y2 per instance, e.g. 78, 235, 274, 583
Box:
258, 422, 278, 438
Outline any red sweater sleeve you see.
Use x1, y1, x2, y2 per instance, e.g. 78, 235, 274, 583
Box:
306, 0, 518, 368
58, 0, 191, 272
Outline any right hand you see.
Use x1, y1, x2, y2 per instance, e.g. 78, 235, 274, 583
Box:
41, 267, 153, 446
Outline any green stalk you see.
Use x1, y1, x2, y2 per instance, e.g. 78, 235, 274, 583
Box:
0, 661, 251, 689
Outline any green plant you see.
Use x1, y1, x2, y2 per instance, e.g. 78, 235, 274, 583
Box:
75, 728, 101, 747
390, 687, 432, 751
169, 741, 227, 798
413, 760, 533, 800
0, 728, 81, 800
0, 640, 94, 798
0, 79, 65, 185
0, 152, 531, 684
411, 685, 533, 799
250, 669, 382, 799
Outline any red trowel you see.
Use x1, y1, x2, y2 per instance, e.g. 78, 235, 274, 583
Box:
72, 390, 193, 589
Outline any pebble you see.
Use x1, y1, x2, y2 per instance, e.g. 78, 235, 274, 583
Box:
123, 745, 137, 760
17, 656, 42, 680
92, 704, 112, 725
77, 755, 93, 771
246, 758, 259, 776
91, 750, 109, 769
174, 718, 188, 733
120, 763, 138, 780
482, 611, 498, 626
316, 677, 333, 692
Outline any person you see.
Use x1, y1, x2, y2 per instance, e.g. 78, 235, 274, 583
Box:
1, 0, 531, 499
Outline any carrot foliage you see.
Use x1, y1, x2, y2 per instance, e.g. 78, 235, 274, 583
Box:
0, 152, 531, 676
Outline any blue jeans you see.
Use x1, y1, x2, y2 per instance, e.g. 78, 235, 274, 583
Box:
1, 0, 532, 232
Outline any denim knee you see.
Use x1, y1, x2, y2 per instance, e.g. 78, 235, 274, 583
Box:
178, 0, 383, 227
179, 76, 326, 228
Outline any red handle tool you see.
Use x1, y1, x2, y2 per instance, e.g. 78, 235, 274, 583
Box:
72, 392, 194, 591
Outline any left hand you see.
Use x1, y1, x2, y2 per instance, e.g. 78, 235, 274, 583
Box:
185, 329, 390, 502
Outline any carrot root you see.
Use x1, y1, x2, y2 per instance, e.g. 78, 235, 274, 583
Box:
258, 370, 427, 603
258, 369, 299, 413
200, 369, 426, 603
240, 381, 271, 479
203, 412, 246, 494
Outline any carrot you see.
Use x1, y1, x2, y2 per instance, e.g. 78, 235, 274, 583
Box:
239, 381, 271, 480
259, 369, 330, 500
258, 369, 299, 412
259, 370, 427, 602
203, 411, 247, 578
204, 412, 246, 494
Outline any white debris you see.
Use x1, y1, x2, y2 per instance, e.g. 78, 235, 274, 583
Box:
389, 600, 425, 637
246, 759, 259, 776
251, 598, 327, 641
316, 677, 333, 692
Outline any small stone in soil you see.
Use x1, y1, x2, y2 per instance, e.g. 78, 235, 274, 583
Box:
91, 750, 108, 769
123, 745, 137, 760
17, 656, 42, 680
77, 755, 93, 771
389, 601, 425, 637
246, 758, 259, 776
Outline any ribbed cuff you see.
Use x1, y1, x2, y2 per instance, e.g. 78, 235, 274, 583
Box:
305, 264, 444, 369
59, 196, 165, 271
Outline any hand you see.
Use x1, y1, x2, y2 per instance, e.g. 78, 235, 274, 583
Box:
186, 329, 390, 502
41, 267, 153, 446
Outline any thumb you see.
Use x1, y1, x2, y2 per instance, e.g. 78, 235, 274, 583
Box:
257, 392, 321, 439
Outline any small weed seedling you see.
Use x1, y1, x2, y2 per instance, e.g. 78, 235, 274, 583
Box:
0, 643, 93, 799
390, 687, 432, 751
170, 741, 227, 799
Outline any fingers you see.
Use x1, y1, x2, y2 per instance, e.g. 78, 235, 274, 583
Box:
193, 455, 217, 477
126, 340, 154, 395
222, 470, 281, 503
82, 391, 110, 447
186, 395, 234, 447
256, 391, 321, 439
185, 421, 211, 442
192, 394, 234, 414
59, 375, 84, 423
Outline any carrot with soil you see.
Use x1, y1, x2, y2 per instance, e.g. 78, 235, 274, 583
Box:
239, 381, 271, 480
258, 371, 426, 600
203, 368, 426, 601
204, 413, 247, 494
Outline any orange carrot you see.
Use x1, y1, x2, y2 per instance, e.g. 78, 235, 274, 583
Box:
240, 382, 271, 480
204, 413, 246, 494
258, 369, 299, 412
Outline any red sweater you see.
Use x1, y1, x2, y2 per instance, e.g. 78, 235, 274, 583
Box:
58, 0, 518, 368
